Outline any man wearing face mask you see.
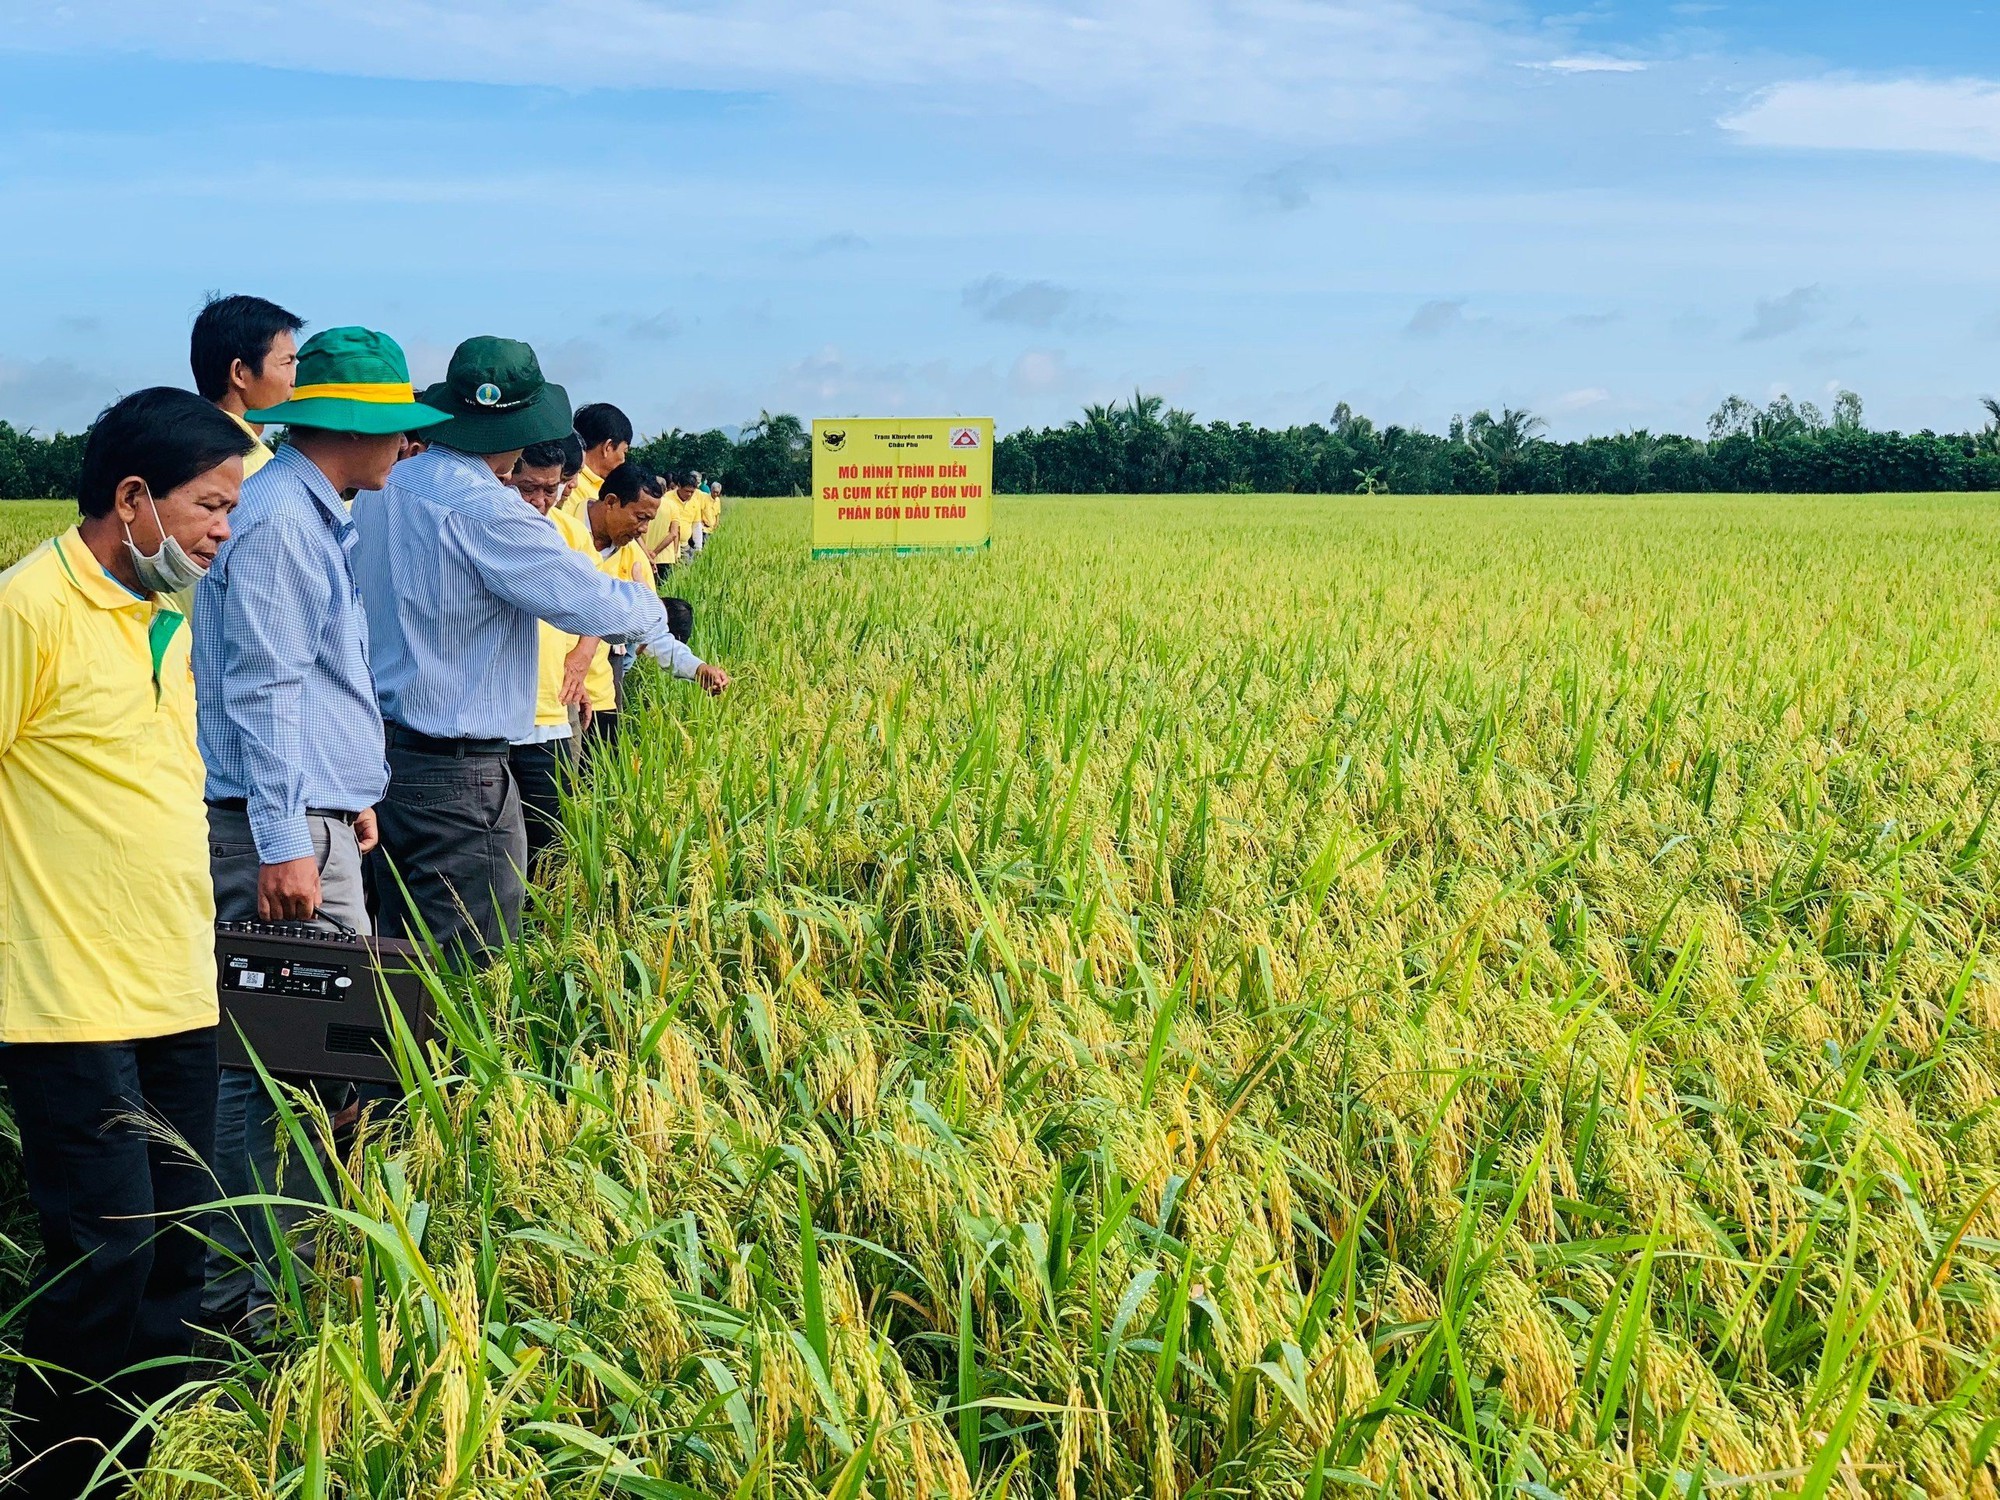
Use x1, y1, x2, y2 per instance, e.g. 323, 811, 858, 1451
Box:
191, 328, 449, 1342
0, 388, 253, 1499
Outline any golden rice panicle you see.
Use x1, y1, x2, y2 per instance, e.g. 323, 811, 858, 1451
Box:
121, 494, 2000, 1495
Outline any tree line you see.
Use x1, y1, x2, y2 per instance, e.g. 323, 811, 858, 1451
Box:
992, 391, 2000, 496
0, 425, 87, 502
7, 394, 2000, 500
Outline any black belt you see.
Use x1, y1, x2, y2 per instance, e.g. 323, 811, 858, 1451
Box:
206, 799, 359, 825
385, 722, 511, 758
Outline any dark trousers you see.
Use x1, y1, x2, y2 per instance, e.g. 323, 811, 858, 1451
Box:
372, 744, 526, 958
203, 807, 370, 1339
508, 737, 572, 872
586, 710, 621, 750
0, 1028, 218, 1498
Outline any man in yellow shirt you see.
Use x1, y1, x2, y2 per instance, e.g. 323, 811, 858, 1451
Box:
562, 401, 632, 518
582, 461, 659, 746
189, 292, 303, 481
0, 387, 253, 1498
700, 476, 724, 540
507, 439, 598, 867
641, 468, 688, 574
671, 471, 709, 554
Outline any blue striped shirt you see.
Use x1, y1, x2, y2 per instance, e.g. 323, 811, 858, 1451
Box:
193, 443, 387, 864
350, 446, 700, 741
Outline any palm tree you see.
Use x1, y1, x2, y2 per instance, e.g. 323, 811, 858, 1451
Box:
1067, 403, 1124, 494
736, 410, 812, 495
1977, 398, 2000, 457
1466, 407, 1545, 467
1332, 402, 1375, 444
1119, 391, 1165, 432
1462, 408, 1546, 494
1610, 429, 1659, 493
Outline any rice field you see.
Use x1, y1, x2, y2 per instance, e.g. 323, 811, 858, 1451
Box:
0, 501, 70, 570
10, 492, 2000, 1496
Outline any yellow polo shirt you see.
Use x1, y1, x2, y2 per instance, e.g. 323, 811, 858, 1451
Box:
0, 530, 215, 1042
643, 493, 694, 569
559, 465, 605, 522
701, 487, 720, 529
534, 506, 595, 727
584, 536, 651, 713
227, 410, 275, 480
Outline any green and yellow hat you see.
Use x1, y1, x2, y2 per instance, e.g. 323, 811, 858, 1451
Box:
415, 336, 572, 454
246, 326, 449, 435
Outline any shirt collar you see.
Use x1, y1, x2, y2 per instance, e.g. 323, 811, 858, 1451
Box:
223, 407, 274, 457
50, 528, 150, 611
270, 442, 355, 533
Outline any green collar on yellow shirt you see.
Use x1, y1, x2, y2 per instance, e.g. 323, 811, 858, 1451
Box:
50, 535, 184, 701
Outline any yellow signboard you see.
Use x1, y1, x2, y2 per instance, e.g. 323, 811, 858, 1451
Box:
811, 417, 993, 556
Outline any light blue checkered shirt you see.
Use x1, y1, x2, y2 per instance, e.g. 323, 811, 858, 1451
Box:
193, 442, 388, 864
350, 446, 699, 741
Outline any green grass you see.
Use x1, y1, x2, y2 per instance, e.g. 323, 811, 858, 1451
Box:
9, 492, 2000, 1496
0, 500, 71, 569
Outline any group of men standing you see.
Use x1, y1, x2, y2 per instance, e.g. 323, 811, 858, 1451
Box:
0, 294, 729, 1496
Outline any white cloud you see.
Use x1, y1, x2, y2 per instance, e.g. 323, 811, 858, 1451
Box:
1241, 160, 1340, 212
1009, 349, 1086, 398
1527, 57, 1647, 74
1405, 299, 1464, 337
963, 277, 1077, 330
4, 0, 1514, 145
0, 355, 123, 433
1547, 386, 1610, 413
660, 343, 1100, 431
1403, 299, 1503, 338
1741, 285, 1825, 342
1723, 77, 2000, 161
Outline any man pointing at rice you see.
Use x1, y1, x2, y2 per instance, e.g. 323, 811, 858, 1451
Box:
351, 336, 727, 956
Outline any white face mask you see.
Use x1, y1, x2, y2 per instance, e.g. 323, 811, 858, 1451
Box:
122, 485, 208, 594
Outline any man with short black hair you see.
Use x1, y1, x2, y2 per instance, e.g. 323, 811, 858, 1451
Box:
193, 327, 449, 1340
581, 463, 662, 743
0, 387, 254, 1498
508, 439, 597, 868
674, 470, 707, 553
662, 595, 693, 645
566, 401, 633, 513
558, 432, 585, 507
353, 340, 726, 955
189, 293, 304, 479
643, 469, 689, 575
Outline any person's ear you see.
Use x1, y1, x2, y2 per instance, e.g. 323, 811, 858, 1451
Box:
111, 475, 149, 526
228, 356, 253, 396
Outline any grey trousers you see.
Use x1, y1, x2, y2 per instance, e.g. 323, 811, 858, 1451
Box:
372, 745, 526, 958
203, 806, 369, 1337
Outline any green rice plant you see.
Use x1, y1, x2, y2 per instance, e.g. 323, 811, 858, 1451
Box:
1, 490, 1995, 1496
0, 499, 72, 570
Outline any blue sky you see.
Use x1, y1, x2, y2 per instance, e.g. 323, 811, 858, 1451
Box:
1, 1, 1996, 439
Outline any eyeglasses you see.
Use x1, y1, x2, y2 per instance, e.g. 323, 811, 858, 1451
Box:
512, 480, 562, 499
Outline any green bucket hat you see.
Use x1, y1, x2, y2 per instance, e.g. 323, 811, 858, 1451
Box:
415, 336, 572, 454
245, 326, 450, 435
